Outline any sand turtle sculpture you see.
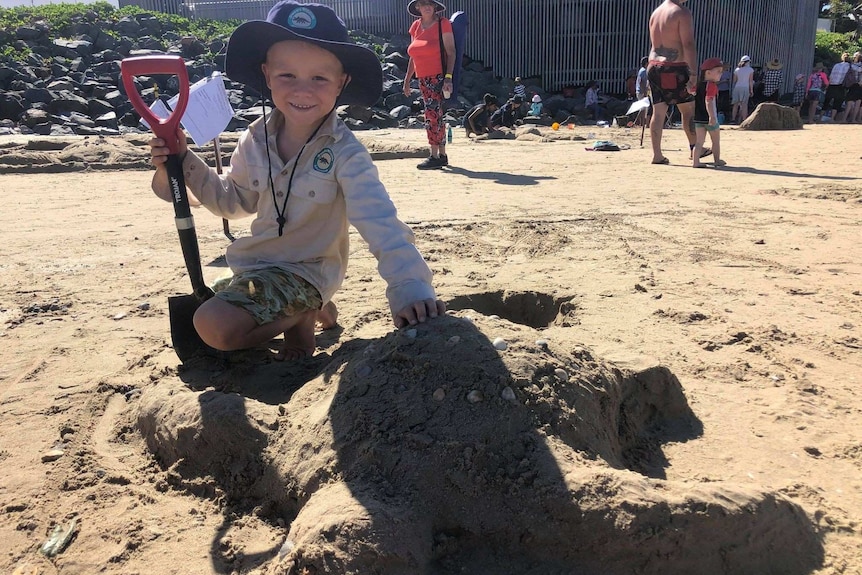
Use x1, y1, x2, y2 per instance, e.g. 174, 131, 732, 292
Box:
137, 305, 822, 574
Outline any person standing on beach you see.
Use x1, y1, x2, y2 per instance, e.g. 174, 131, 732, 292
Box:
402, 0, 456, 170
824, 53, 852, 122
692, 58, 725, 169
635, 56, 651, 126
636, 56, 649, 100
732, 55, 754, 123
646, 0, 700, 165
762, 58, 784, 103
845, 52, 862, 123
805, 63, 829, 124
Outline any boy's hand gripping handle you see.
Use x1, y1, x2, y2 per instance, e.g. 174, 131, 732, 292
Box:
120, 56, 211, 301
120, 55, 189, 155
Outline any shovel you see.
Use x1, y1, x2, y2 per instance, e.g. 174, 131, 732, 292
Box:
121, 55, 216, 362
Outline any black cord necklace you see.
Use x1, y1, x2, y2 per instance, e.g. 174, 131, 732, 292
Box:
259, 75, 345, 237
263, 115, 326, 237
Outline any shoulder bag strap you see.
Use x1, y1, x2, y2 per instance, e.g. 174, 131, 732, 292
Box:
438, 18, 446, 77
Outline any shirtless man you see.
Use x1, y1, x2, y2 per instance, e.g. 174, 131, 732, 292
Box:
647, 0, 702, 164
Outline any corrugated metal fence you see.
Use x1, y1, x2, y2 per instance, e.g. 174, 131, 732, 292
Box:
145, 0, 820, 95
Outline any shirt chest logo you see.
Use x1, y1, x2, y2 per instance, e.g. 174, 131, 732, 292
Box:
313, 148, 334, 173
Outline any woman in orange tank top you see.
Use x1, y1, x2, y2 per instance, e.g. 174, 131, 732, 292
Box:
402, 0, 455, 169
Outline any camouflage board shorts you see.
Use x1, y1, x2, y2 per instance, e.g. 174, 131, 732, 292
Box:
647, 61, 695, 106
212, 268, 322, 325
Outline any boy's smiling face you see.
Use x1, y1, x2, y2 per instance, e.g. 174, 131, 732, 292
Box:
262, 40, 349, 133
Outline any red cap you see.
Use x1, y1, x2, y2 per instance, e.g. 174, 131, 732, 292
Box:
700, 58, 724, 71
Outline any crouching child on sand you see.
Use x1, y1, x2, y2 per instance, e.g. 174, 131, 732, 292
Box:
692, 58, 726, 168
147, 1, 445, 360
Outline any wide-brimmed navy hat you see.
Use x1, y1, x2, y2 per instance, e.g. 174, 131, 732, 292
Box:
407, 0, 446, 17
226, 1, 382, 107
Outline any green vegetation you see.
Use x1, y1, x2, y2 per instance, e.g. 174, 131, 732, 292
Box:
114, 4, 240, 40
0, 2, 117, 35
814, 30, 862, 67
0, 2, 240, 63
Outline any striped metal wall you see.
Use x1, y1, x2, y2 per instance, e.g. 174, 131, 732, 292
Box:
143, 0, 820, 95
120, 0, 187, 16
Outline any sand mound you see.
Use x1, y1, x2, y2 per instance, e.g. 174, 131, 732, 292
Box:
740, 102, 804, 130
0, 135, 151, 173
471, 126, 585, 143
135, 304, 822, 575
356, 137, 428, 160
0, 131, 425, 175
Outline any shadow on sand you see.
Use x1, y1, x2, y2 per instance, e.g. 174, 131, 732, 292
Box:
134, 310, 825, 574
443, 165, 557, 185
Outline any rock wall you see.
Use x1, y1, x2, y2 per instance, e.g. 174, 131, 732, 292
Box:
0, 9, 632, 137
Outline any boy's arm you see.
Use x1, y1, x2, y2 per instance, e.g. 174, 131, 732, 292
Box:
149, 127, 203, 206
337, 142, 439, 321
466, 107, 481, 132
707, 97, 718, 125
176, 129, 260, 219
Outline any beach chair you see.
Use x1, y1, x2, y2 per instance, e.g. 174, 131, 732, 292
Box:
664, 104, 679, 128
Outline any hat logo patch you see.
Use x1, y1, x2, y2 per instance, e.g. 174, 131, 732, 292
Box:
288, 7, 316, 30
313, 148, 334, 173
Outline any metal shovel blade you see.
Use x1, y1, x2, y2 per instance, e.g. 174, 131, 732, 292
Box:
168, 293, 213, 362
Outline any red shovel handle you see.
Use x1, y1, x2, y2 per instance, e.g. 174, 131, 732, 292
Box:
120, 55, 190, 154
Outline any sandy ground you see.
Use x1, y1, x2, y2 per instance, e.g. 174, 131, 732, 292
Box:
0, 122, 861, 574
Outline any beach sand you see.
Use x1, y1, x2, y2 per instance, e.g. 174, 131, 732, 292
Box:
0, 123, 860, 574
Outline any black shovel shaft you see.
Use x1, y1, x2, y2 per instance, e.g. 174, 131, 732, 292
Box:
165, 154, 212, 301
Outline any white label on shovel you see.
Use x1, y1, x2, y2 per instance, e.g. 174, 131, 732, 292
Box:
143, 72, 235, 147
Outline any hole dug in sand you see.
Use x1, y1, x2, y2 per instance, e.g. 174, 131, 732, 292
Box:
446, 290, 574, 329
136, 313, 823, 575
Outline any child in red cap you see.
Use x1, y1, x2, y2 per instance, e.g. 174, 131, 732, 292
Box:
693, 57, 726, 168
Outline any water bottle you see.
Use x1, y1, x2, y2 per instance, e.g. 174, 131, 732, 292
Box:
446, 123, 453, 143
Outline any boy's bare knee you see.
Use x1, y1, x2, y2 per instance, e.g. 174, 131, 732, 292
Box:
193, 306, 241, 351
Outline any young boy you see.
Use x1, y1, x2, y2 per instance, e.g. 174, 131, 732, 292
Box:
692, 58, 725, 168
148, 1, 445, 360
513, 76, 527, 100
464, 93, 498, 136
489, 95, 523, 129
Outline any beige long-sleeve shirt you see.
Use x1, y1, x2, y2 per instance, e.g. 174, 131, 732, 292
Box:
171, 109, 436, 316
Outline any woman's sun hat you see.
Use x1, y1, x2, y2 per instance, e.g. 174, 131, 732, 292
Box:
766, 58, 783, 70
407, 0, 446, 17
225, 1, 382, 107
739, 55, 751, 64
532, 94, 542, 103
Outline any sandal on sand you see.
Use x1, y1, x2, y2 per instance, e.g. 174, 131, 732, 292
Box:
689, 146, 712, 159
714, 159, 727, 167
651, 157, 670, 165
